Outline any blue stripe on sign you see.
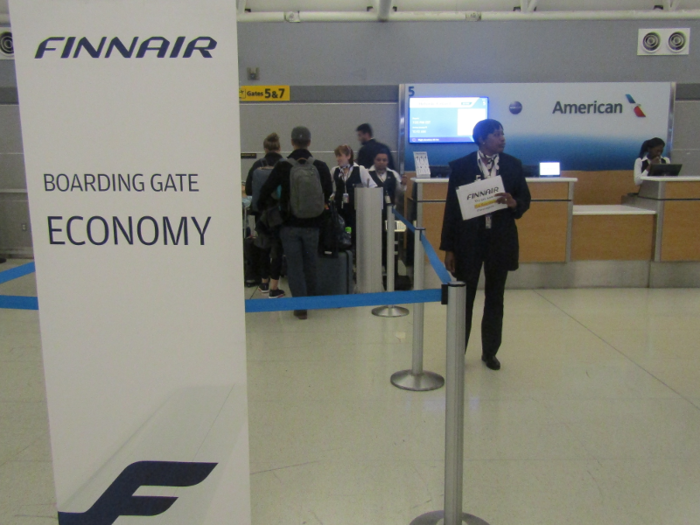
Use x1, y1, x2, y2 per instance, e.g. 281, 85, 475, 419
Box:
0, 295, 39, 310
0, 262, 36, 285
245, 288, 441, 313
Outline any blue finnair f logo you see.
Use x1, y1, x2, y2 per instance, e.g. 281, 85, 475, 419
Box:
57, 461, 217, 525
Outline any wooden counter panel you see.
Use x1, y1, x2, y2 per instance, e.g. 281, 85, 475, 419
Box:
664, 181, 700, 200
528, 182, 570, 201
518, 201, 568, 262
421, 182, 448, 201
419, 200, 569, 264
563, 170, 637, 205
572, 215, 654, 261
661, 201, 700, 261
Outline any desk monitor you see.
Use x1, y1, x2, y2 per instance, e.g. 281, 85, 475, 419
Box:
649, 163, 682, 177
539, 162, 561, 177
429, 165, 452, 178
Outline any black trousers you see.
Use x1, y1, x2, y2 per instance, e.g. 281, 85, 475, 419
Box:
256, 237, 283, 281
461, 231, 509, 358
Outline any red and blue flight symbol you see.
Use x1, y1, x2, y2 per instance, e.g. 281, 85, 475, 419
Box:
626, 94, 646, 117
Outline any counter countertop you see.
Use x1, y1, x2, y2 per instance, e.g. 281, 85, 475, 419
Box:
411, 177, 578, 183
573, 205, 656, 216
641, 176, 700, 182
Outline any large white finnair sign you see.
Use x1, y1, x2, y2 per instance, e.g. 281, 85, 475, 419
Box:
10, 1, 251, 523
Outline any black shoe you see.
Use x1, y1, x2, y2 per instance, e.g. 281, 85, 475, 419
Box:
481, 355, 501, 370
293, 309, 307, 320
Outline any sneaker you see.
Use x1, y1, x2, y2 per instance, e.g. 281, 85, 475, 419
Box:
258, 282, 269, 293
269, 289, 285, 298
293, 309, 308, 320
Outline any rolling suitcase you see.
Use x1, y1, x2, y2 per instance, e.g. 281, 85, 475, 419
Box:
316, 250, 353, 295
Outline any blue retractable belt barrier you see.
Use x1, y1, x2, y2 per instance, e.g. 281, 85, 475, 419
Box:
0, 295, 39, 310
0, 263, 39, 310
0, 262, 36, 285
421, 236, 452, 285
393, 209, 452, 285
392, 209, 416, 233
245, 289, 441, 313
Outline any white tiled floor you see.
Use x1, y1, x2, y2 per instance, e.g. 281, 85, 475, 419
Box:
2, 266, 700, 524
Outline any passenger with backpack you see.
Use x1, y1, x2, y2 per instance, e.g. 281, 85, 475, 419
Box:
245, 132, 285, 298
258, 126, 333, 319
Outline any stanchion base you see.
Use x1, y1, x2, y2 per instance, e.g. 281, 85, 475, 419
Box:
410, 510, 491, 525
372, 305, 410, 317
390, 370, 445, 391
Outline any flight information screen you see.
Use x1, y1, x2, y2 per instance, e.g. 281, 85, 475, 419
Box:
409, 97, 489, 143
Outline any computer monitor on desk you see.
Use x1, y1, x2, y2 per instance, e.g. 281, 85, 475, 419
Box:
649, 164, 682, 177
539, 162, 561, 177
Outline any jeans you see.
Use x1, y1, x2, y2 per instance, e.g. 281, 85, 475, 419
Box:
279, 226, 319, 298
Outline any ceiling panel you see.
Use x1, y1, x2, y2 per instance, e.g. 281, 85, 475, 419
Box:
243, 0, 700, 12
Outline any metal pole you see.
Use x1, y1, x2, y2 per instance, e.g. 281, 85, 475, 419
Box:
390, 228, 444, 392
372, 204, 409, 318
387, 203, 396, 293
443, 282, 467, 525
411, 228, 425, 376
356, 186, 384, 294
410, 281, 490, 525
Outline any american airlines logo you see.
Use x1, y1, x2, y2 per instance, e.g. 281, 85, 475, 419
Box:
35, 36, 217, 59
626, 94, 647, 117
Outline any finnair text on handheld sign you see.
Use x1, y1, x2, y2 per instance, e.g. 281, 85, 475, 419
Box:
35, 36, 217, 59
465, 187, 499, 200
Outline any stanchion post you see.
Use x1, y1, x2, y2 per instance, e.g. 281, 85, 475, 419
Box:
390, 227, 444, 392
411, 228, 425, 376
410, 281, 490, 525
444, 281, 467, 525
372, 205, 409, 318
386, 203, 396, 293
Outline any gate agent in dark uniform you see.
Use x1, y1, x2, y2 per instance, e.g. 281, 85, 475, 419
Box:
440, 119, 531, 370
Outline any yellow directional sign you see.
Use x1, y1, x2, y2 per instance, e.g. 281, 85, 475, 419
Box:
239, 85, 290, 102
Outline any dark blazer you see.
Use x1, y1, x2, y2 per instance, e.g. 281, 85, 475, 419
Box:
440, 151, 531, 275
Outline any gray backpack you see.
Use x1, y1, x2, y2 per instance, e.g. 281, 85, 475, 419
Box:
287, 156, 325, 219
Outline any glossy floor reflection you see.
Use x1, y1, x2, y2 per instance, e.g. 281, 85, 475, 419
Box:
2, 278, 700, 524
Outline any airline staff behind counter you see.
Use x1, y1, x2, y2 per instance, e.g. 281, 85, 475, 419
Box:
634, 137, 670, 186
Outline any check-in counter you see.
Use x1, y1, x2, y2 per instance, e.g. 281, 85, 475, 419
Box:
625, 176, 700, 262
518, 178, 576, 262
572, 205, 656, 260
407, 176, 576, 263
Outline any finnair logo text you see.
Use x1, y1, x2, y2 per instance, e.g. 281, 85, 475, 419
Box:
35, 36, 217, 59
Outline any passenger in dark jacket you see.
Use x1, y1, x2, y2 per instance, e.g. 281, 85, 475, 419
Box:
245, 132, 285, 297
258, 126, 333, 320
356, 122, 395, 171
440, 119, 531, 370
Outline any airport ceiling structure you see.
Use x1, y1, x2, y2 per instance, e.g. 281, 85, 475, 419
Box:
0, 0, 700, 22
233, 0, 700, 21
2, 1, 700, 20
